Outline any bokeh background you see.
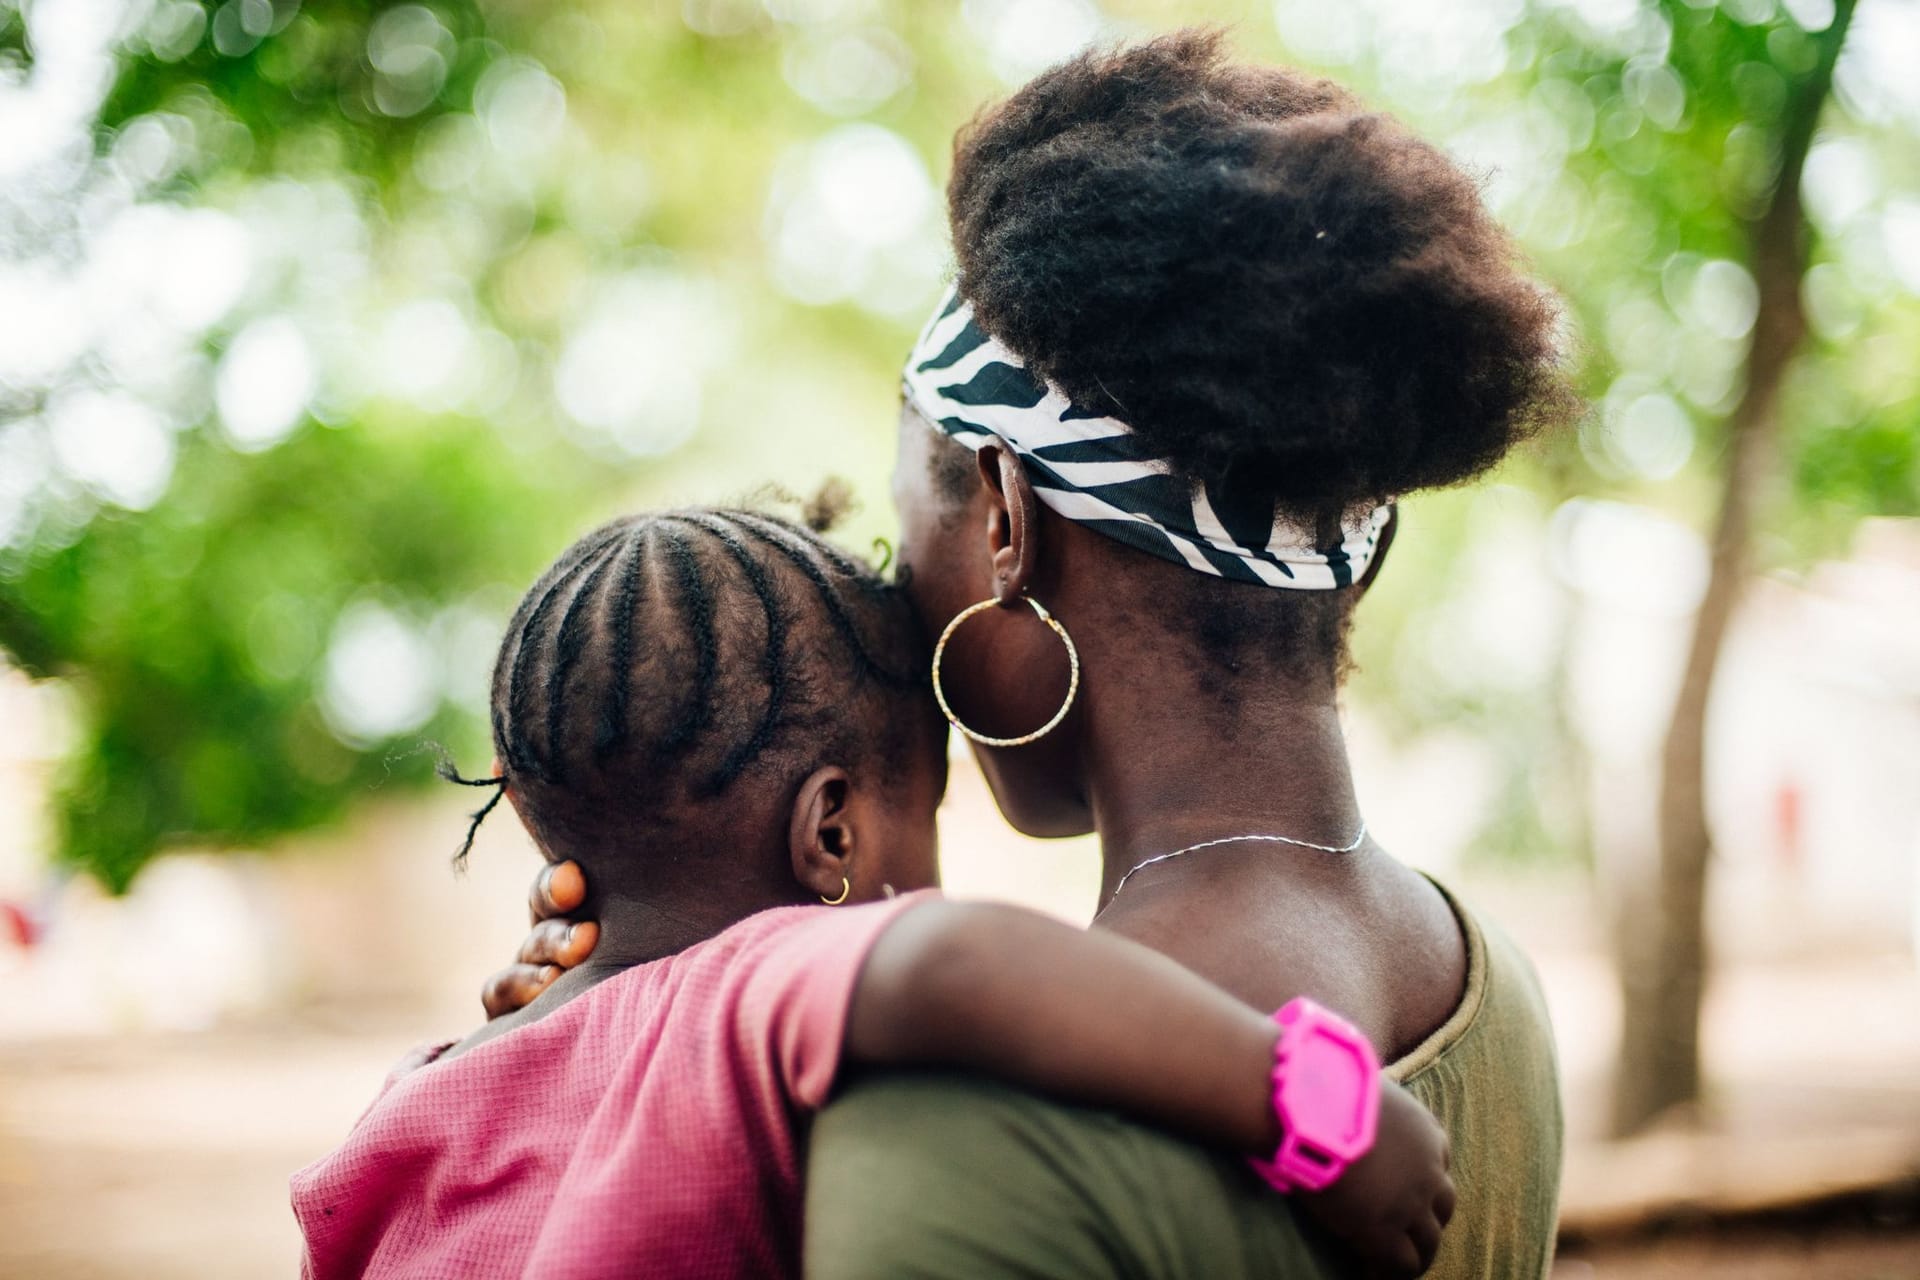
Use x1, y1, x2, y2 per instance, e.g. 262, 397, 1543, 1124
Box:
2, 0, 1918, 1275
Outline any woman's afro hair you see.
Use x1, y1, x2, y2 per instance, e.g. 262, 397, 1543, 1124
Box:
947, 29, 1580, 516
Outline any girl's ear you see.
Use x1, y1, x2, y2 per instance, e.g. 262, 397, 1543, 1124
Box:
788, 765, 856, 900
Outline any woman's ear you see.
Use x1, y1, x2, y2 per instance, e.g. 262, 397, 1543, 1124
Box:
976, 441, 1041, 604
788, 765, 856, 900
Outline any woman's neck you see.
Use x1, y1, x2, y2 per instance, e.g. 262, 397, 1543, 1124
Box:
1040, 557, 1463, 1049
1028, 519, 1369, 909
1080, 683, 1365, 909
1070, 676, 1433, 1043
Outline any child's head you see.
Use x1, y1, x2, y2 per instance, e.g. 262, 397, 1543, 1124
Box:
478, 505, 947, 914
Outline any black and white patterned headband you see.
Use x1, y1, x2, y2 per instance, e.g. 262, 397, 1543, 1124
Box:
903, 285, 1393, 591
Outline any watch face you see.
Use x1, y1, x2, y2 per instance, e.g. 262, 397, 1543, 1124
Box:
1283, 1023, 1375, 1159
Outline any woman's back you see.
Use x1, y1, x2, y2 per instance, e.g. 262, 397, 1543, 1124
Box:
1098, 849, 1471, 1063
803, 879, 1562, 1279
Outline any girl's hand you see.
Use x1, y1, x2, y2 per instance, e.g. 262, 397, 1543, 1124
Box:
480, 862, 599, 1020
1298, 1079, 1454, 1278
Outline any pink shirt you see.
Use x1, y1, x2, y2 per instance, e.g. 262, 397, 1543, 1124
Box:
291, 895, 926, 1279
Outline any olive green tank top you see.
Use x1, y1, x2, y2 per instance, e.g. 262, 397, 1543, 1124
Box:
803, 881, 1563, 1279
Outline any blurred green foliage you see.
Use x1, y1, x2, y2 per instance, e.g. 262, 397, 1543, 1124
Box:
0, 0, 1914, 888
1, 422, 566, 890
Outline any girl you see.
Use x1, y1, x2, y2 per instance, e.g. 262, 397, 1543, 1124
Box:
290, 507, 1452, 1279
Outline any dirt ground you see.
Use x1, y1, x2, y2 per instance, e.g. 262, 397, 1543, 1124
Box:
1559, 1233, 1920, 1279
1557, 1209, 1920, 1280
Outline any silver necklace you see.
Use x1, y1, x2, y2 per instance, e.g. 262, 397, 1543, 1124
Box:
1106, 824, 1369, 901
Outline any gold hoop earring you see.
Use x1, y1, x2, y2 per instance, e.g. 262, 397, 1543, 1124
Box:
820, 877, 850, 906
930, 595, 1081, 748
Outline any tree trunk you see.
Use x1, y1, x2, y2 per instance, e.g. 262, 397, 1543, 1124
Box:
1610, 0, 1857, 1137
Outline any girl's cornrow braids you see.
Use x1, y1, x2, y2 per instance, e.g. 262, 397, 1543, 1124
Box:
720, 511, 919, 688
539, 534, 630, 782
593, 527, 654, 759
674, 515, 792, 792
498, 524, 631, 778
650, 524, 719, 755
462, 507, 931, 871
727, 507, 886, 595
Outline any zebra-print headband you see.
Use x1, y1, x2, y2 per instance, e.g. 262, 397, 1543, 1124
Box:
902, 286, 1392, 591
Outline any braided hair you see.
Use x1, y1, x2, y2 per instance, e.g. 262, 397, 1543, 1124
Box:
448, 504, 937, 868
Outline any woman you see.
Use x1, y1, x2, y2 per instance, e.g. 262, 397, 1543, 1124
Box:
489, 32, 1575, 1278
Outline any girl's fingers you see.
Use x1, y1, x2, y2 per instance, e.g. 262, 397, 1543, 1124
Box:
487, 859, 591, 1020
1411, 1213, 1443, 1272
557, 919, 598, 965
529, 860, 587, 923
493, 865, 595, 1020
514, 918, 598, 967
516, 918, 568, 966
482, 963, 561, 1021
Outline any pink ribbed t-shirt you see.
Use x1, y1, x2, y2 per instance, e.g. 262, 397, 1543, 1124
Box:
291, 894, 925, 1279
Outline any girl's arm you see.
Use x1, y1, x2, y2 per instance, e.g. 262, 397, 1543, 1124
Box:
846, 900, 1278, 1151
846, 900, 1454, 1279
477, 870, 1450, 1273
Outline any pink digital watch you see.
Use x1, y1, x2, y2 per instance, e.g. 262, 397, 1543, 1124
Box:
1247, 996, 1382, 1194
